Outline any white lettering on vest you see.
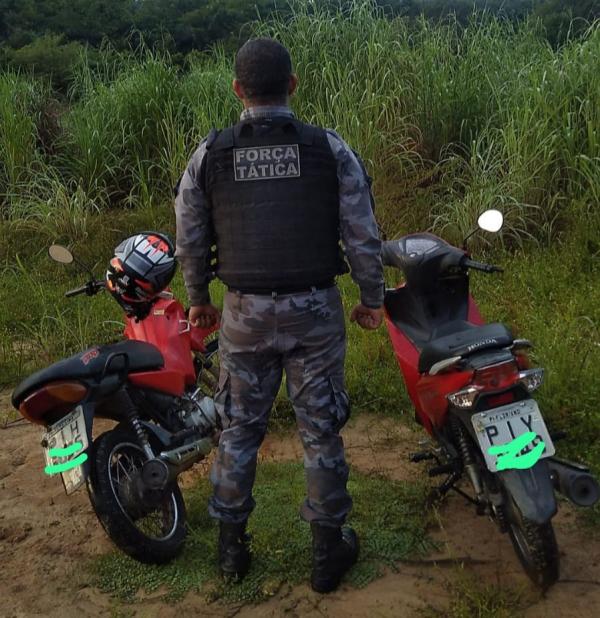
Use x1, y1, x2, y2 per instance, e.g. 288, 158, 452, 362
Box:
233, 144, 301, 181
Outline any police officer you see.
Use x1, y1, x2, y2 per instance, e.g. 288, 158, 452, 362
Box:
174, 38, 384, 593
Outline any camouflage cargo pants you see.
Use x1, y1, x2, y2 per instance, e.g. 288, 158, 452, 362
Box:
208, 285, 352, 526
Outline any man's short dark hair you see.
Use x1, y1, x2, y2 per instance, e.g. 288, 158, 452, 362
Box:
235, 38, 292, 102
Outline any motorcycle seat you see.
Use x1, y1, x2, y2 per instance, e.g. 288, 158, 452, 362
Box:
418, 322, 513, 373
12, 340, 164, 409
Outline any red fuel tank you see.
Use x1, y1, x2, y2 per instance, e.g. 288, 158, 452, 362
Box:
124, 297, 196, 389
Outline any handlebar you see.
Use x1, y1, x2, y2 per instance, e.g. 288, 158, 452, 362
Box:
462, 258, 503, 273
65, 280, 105, 298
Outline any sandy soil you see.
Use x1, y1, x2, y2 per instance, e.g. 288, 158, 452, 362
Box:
1, 390, 599, 618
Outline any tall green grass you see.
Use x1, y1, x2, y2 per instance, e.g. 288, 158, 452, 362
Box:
0, 72, 47, 212
1, 1, 599, 466
2, 3, 597, 241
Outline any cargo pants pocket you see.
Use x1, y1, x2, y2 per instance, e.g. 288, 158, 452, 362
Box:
214, 368, 232, 430
329, 376, 351, 433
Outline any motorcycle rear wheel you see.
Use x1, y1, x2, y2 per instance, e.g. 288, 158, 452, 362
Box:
505, 499, 560, 589
87, 427, 187, 564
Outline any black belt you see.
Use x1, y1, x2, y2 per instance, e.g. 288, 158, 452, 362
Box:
228, 279, 335, 297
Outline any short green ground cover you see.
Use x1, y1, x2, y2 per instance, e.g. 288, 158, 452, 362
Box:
91, 461, 432, 604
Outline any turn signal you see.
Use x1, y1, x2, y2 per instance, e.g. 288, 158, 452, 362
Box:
447, 386, 480, 409
518, 368, 544, 392
19, 381, 88, 424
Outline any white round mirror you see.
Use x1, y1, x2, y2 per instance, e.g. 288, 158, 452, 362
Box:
477, 209, 503, 233
48, 244, 74, 264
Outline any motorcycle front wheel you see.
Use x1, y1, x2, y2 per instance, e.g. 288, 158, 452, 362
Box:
504, 492, 560, 589
87, 427, 187, 564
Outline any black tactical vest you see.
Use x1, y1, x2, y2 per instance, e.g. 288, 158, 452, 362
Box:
203, 116, 345, 290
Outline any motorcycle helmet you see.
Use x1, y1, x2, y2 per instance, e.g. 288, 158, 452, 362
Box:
106, 232, 177, 318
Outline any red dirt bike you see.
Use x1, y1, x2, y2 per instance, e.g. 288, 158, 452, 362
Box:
382, 209, 599, 589
11, 243, 220, 563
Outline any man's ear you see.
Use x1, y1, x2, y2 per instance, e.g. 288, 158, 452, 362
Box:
233, 78, 245, 101
288, 73, 298, 97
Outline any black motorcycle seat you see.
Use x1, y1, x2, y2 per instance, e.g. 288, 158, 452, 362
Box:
418, 322, 513, 373
12, 340, 164, 409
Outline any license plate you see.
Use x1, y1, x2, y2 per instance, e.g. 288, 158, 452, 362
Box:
42, 406, 89, 495
471, 399, 555, 472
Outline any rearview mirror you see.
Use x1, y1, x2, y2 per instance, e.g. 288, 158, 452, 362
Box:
48, 244, 74, 264
477, 209, 503, 233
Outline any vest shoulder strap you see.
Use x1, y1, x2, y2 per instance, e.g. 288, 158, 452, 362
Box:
211, 118, 320, 148
205, 127, 220, 150
200, 128, 221, 193
210, 127, 233, 150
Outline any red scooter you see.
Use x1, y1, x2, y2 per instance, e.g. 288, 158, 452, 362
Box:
11, 242, 220, 564
382, 210, 599, 588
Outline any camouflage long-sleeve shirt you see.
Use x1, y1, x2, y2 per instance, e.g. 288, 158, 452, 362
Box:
174, 105, 385, 308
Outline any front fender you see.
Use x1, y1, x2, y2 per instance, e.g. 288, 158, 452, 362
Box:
498, 459, 557, 524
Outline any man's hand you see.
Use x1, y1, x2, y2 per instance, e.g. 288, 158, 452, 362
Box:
189, 304, 221, 329
350, 304, 384, 330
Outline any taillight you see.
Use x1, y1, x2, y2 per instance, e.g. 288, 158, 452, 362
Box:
19, 381, 88, 425
473, 361, 519, 390
447, 361, 520, 410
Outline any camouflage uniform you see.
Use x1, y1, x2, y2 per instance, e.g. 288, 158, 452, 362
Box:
175, 105, 384, 526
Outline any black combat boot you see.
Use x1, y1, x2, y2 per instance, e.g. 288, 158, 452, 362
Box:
218, 521, 251, 579
310, 522, 359, 593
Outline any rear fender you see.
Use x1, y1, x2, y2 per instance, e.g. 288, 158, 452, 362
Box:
498, 460, 557, 525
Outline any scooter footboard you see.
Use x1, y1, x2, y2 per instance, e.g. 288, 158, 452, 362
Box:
497, 460, 557, 525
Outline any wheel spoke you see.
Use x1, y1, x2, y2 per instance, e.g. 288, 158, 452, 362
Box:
107, 442, 178, 541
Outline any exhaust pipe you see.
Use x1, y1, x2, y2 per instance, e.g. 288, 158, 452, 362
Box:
547, 457, 600, 507
142, 436, 214, 491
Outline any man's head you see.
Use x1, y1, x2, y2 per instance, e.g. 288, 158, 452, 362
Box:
233, 38, 297, 107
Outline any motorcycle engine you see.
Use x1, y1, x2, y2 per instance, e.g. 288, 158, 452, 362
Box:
178, 390, 218, 437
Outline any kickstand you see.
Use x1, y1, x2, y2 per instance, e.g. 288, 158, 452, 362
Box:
426, 470, 461, 507
451, 485, 479, 506
1, 417, 26, 429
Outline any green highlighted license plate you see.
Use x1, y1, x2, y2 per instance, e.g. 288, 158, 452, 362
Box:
42, 406, 89, 495
471, 399, 555, 473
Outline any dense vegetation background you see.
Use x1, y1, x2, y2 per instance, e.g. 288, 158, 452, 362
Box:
1, 1, 598, 88
1, 1, 598, 477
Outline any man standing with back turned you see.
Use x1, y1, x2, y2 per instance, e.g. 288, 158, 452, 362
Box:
174, 38, 384, 593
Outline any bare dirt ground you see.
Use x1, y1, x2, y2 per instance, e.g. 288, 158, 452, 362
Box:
1, 389, 599, 618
